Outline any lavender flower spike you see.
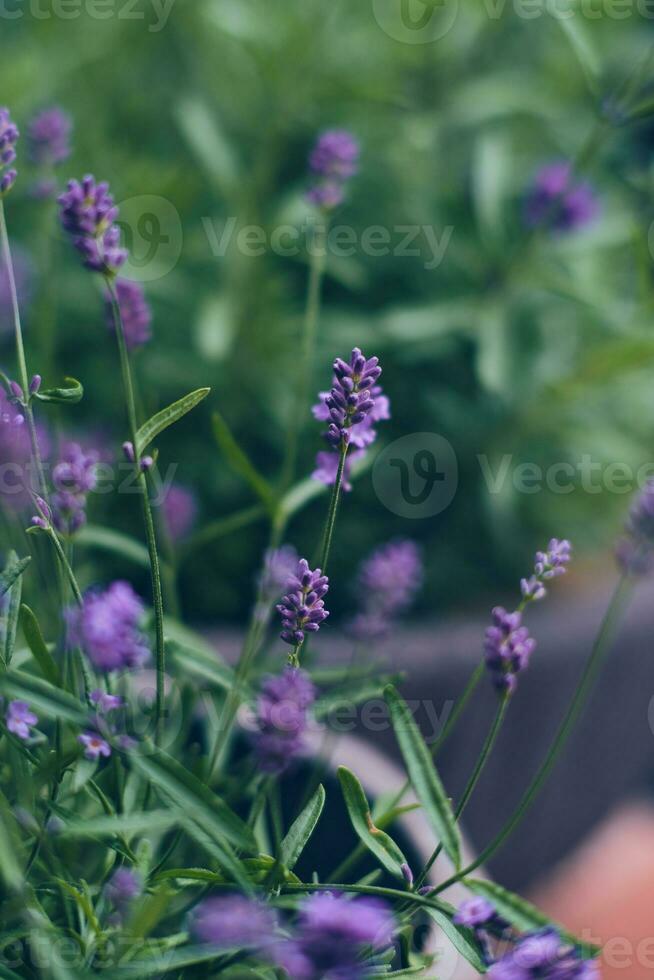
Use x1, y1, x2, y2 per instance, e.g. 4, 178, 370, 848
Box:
277, 558, 329, 648
58, 175, 127, 275
521, 538, 572, 601
251, 667, 316, 774
617, 480, 654, 575
484, 607, 536, 696
27, 107, 72, 167
68, 581, 150, 672
307, 129, 360, 211
324, 348, 381, 449
488, 928, 599, 980
191, 895, 278, 951
0, 109, 19, 196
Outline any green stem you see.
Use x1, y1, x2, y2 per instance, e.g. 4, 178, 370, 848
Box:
319, 443, 348, 574
105, 276, 166, 746
413, 693, 509, 893
281, 221, 327, 490
432, 576, 632, 897
282, 880, 451, 917
0, 198, 47, 498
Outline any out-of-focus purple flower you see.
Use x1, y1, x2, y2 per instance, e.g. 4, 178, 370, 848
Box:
6, 700, 38, 740
0, 388, 31, 509
275, 893, 396, 980
0, 245, 34, 338
454, 897, 502, 930
27, 107, 72, 167
191, 895, 278, 950
68, 582, 150, 672
106, 867, 142, 907
616, 481, 654, 575
58, 175, 127, 275
488, 929, 599, 980
259, 545, 299, 600
307, 130, 360, 211
78, 731, 112, 760
90, 689, 124, 713
524, 162, 599, 233
484, 607, 536, 696
160, 484, 197, 543
277, 559, 329, 648
105, 279, 152, 350
520, 539, 572, 602
0, 108, 19, 195
348, 539, 423, 641
311, 448, 366, 493
251, 667, 316, 774
51, 440, 99, 535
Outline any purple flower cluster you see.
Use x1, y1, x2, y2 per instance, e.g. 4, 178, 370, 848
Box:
521, 538, 572, 602
524, 162, 599, 234
276, 893, 396, 979
617, 481, 654, 575
191, 895, 277, 951
58, 175, 127, 275
251, 667, 316, 774
0, 108, 19, 195
484, 607, 536, 696
191, 892, 396, 979
349, 539, 423, 640
68, 581, 150, 672
51, 441, 99, 535
27, 107, 72, 189
160, 484, 197, 543
488, 929, 598, 980
6, 700, 38, 740
277, 558, 329, 648
312, 347, 388, 491
255, 544, 299, 622
307, 129, 359, 210
105, 279, 152, 350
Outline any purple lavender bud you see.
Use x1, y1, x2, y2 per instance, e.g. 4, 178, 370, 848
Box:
78, 731, 112, 760
275, 893, 395, 979
51, 441, 99, 536
520, 575, 546, 602
67, 582, 150, 672
534, 539, 572, 579
122, 441, 135, 463
453, 897, 498, 929
8, 381, 23, 400
104, 279, 152, 350
58, 175, 128, 275
29, 375, 41, 395
310, 131, 360, 180
34, 495, 52, 521
191, 895, 278, 951
6, 700, 38, 740
140, 455, 153, 472
401, 863, 414, 888
488, 928, 599, 980
251, 667, 316, 774
27, 107, 72, 167
524, 161, 599, 234
160, 484, 197, 543
277, 558, 329, 647
0, 109, 19, 194
484, 606, 536, 695
106, 868, 142, 907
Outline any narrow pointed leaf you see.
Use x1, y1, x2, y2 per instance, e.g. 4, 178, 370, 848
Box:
423, 907, 487, 973
280, 784, 326, 871
135, 388, 211, 455
338, 767, 409, 880
0, 555, 30, 598
20, 604, 61, 686
0, 789, 22, 892
212, 411, 274, 508
3, 559, 22, 666
60, 810, 179, 839
465, 879, 599, 957
384, 686, 461, 868
76, 525, 150, 568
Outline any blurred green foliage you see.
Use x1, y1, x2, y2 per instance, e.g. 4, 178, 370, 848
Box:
3, 0, 654, 622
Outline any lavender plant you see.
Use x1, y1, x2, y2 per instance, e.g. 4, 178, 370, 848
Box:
0, 107, 638, 980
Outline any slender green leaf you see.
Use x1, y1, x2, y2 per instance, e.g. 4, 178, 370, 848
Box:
166, 639, 236, 693
34, 376, 83, 404
60, 810, 178, 839
128, 745, 257, 854
280, 785, 325, 871
76, 525, 150, 568
212, 411, 274, 508
107, 945, 231, 976
464, 879, 600, 957
20, 604, 61, 686
2, 555, 22, 666
384, 686, 461, 869
0, 555, 30, 598
552, 16, 600, 94
424, 907, 487, 973
0, 671, 87, 726
0, 789, 22, 892
338, 767, 408, 880
136, 388, 211, 455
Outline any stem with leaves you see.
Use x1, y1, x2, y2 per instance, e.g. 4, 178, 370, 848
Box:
105, 276, 166, 746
